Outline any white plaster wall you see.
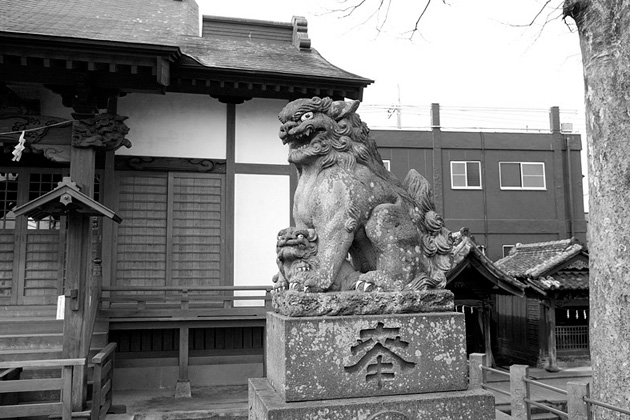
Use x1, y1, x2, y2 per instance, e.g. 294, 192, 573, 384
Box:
234, 173, 289, 301
117, 92, 226, 159
235, 98, 288, 164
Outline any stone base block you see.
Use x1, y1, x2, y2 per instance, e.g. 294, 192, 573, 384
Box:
249, 378, 495, 420
272, 290, 454, 317
266, 311, 467, 402
174, 380, 191, 398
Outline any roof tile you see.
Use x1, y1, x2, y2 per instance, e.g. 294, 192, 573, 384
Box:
495, 238, 585, 280
1, 0, 371, 83
530, 271, 588, 291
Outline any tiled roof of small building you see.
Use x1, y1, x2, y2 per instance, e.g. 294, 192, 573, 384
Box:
530, 271, 589, 291
1, 0, 372, 83
495, 238, 584, 278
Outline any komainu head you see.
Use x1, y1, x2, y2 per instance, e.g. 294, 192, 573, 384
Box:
272, 227, 319, 291
278, 96, 384, 172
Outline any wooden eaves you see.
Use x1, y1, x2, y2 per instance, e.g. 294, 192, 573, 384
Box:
12, 177, 122, 223
448, 236, 531, 297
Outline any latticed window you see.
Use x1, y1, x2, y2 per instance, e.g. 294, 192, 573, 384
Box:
0, 166, 103, 304
0, 173, 18, 298
28, 173, 63, 230
114, 171, 225, 288
0, 173, 18, 230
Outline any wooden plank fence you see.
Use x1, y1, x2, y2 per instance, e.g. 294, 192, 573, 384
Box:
90, 343, 117, 420
100, 285, 272, 318
0, 358, 85, 420
100, 285, 272, 397
469, 353, 630, 419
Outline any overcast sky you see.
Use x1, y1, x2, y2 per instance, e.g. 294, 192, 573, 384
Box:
196, 0, 585, 132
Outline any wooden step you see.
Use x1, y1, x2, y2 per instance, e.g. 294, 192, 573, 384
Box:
0, 347, 103, 362
0, 319, 64, 335
0, 331, 108, 350
0, 333, 64, 350
0, 348, 63, 361
0, 305, 57, 318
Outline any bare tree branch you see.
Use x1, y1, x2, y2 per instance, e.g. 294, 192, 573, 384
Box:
375, 0, 393, 34
329, 0, 567, 41
507, 0, 554, 27
406, 0, 433, 39
334, 0, 370, 18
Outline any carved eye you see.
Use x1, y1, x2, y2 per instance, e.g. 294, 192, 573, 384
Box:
300, 112, 314, 122
297, 233, 305, 240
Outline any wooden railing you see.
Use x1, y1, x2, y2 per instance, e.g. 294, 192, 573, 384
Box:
470, 353, 630, 419
99, 285, 273, 398
90, 343, 117, 420
100, 285, 272, 319
556, 325, 589, 351
0, 358, 85, 420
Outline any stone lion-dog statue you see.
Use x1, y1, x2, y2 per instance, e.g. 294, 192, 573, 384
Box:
273, 97, 452, 293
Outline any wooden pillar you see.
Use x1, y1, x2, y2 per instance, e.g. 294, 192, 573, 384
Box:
175, 326, 192, 398
63, 146, 95, 411
481, 304, 494, 367
545, 300, 559, 372
62, 102, 129, 411
224, 103, 236, 287
101, 96, 118, 293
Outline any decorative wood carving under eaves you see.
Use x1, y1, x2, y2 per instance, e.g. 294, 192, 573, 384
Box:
115, 156, 226, 174
72, 113, 131, 151
0, 115, 69, 144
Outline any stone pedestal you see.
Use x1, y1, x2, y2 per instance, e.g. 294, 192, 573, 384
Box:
249, 378, 494, 420
266, 312, 468, 402
249, 291, 495, 420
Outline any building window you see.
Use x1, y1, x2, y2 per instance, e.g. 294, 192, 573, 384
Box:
450, 161, 481, 189
27, 173, 63, 230
499, 162, 546, 190
382, 159, 391, 171
115, 171, 225, 288
502, 245, 514, 258
0, 173, 18, 230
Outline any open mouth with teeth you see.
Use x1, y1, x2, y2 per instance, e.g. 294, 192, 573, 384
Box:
284, 125, 326, 155
293, 261, 311, 272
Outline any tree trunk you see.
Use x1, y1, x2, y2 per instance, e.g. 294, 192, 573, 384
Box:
564, 0, 630, 417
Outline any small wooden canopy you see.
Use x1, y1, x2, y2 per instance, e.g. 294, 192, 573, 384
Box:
12, 177, 122, 223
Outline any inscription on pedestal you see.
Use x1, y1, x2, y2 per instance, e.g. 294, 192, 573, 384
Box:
345, 322, 416, 388
266, 311, 468, 402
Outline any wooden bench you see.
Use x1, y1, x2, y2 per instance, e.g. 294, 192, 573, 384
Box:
99, 286, 272, 395
0, 358, 85, 420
